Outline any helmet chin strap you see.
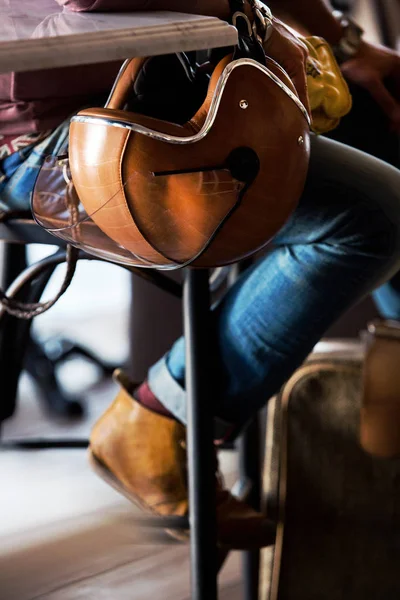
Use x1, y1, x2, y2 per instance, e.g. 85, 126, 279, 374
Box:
225, 0, 268, 67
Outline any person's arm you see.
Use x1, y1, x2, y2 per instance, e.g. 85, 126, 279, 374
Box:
267, 0, 342, 43
271, 0, 400, 132
56, 0, 231, 19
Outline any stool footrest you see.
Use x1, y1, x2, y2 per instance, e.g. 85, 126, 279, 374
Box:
0, 438, 89, 450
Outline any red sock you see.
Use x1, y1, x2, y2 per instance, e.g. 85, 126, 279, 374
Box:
135, 381, 175, 420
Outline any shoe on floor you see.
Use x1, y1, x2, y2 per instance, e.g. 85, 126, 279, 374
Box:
89, 369, 276, 549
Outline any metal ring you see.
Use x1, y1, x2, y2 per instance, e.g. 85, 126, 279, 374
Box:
62, 163, 71, 185
253, 5, 273, 44
232, 11, 253, 37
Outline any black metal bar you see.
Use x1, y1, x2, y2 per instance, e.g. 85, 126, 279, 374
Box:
0, 219, 183, 299
128, 515, 190, 530
228, 259, 261, 599
217, 475, 253, 573
0, 439, 89, 449
125, 266, 182, 299
0, 219, 63, 244
0, 250, 58, 421
184, 269, 218, 600
0, 243, 28, 421
239, 416, 262, 600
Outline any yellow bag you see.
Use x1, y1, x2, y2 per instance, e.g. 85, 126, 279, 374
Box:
304, 36, 352, 134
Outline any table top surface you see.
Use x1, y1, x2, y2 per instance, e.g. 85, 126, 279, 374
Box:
0, 0, 237, 73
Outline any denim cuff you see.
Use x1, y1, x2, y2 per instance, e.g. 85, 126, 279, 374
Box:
148, 355, 187, 424
148, 354, 238, 440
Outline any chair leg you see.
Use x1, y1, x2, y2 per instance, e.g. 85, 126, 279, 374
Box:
228, 259, 262, 598
239, 416, 262, 600
25, 338, 85, 419
0, 247, 55, 422
184, 269, 218, 600
0, 250, 88, 449
0, 244, 28, 421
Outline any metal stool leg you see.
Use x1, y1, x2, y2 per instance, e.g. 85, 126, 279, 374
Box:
229, 260, 261, 598
0, 256, 56, 422
239, 416, 262, 600
184, 269, 218, 600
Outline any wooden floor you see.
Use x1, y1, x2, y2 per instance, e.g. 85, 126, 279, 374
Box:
1, 375, 243, 600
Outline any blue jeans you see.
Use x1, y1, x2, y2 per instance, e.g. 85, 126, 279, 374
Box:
1, 130, 400, 426
0, 120, 69, 211
149, 135, 400, 425
373, 271, 400, 320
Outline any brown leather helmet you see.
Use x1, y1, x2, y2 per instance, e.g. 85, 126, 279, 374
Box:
33, 46, 310, 269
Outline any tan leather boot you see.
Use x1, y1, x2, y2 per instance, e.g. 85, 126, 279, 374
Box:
89, 369, 276, 549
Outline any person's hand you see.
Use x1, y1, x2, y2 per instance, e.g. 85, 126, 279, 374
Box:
340, 41, 400, 132
263, 17, 311, 115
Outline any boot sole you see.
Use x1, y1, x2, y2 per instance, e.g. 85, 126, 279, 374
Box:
88, 448, 189, 543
